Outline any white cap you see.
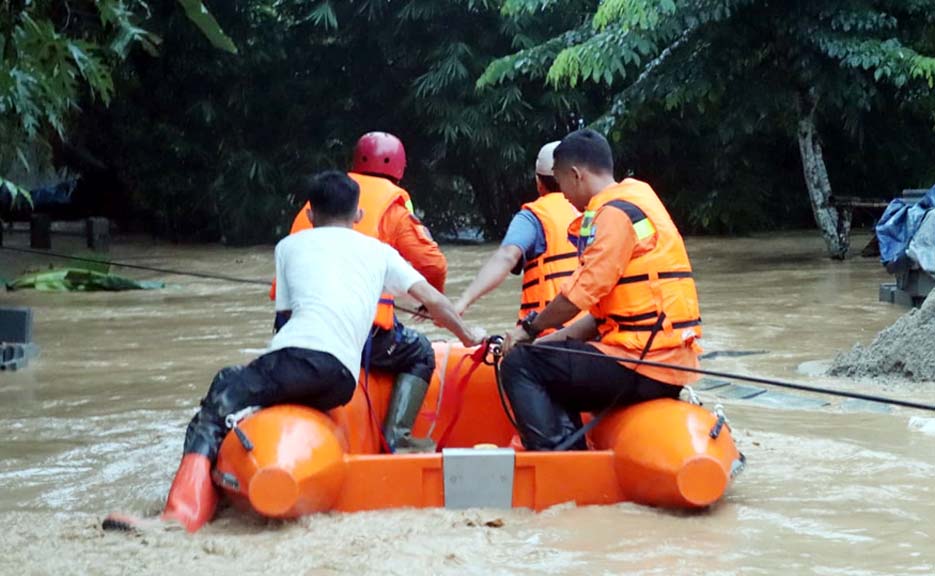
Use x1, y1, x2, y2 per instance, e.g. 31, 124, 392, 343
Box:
535, 141, 561, 176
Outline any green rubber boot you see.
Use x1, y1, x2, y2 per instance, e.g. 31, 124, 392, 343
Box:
383, 373, 436, 453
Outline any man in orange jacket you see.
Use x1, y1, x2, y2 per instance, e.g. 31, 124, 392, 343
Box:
273, 132, 448, 453
454, 142, 581, 333
500, 129, 702, 451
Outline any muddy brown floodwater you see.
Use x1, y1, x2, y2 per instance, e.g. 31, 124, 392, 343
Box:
1, 230, 932, 575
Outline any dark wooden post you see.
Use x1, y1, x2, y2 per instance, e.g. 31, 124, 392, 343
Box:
86, 217, 111, 252
30, 213, 51, 249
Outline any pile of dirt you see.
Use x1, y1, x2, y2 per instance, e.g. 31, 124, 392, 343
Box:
829, 291, 935, 381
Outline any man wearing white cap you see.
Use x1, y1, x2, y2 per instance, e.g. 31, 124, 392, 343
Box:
455, 142, 581, 333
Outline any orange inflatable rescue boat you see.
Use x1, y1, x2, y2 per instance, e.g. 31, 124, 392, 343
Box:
213, 342, 744, 518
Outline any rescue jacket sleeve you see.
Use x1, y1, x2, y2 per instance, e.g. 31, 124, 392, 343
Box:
380, 202, 448, 293
561, 208, 638, 312
289, 202, 312, 234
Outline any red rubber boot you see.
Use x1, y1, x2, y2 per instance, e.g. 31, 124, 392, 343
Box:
161, 453, 219, 533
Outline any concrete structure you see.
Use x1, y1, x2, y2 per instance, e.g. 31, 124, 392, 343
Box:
0, 307, 38, 371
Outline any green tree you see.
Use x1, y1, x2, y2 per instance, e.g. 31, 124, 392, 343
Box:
0, 0, 234, 203
381, 0, 590, 235
86, 0, 587, 243
481, 0, 935, 258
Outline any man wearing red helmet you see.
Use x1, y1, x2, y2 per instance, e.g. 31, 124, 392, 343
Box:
273, 132, 448, 453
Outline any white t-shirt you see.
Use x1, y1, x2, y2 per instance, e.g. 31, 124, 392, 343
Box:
269, 226, 425, 380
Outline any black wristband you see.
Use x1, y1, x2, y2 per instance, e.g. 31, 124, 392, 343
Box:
520, 313, 543, 339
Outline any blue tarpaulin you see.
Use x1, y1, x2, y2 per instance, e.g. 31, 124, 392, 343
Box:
908, 211, 935, 274
0, 179, 76, 209
876, 185, 935, 271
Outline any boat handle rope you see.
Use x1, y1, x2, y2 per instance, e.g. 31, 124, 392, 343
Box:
485, 336, 520, 431
423, 341, 453, 439
434, 342, 489, 449
709, 404, 730, 439
683, 385, 702, 406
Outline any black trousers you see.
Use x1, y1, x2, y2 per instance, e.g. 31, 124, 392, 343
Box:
500, 341, 682, 451
183, 347, 356, 461
277, 312, 435, 382
365, 319, 435, 383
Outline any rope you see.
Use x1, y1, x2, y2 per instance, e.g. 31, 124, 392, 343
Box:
482, 336, 520, 431
3, 246, 434, 320
0, 245, 269, 286
10, 245, 926, 413
518, 343, 935, 413
393, 304, 432, 321
434, 344, 488, 449
493, 358, 519, 431
423, 341, 452, 438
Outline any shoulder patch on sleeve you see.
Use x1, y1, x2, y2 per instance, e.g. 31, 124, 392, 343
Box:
409, 214, 434, 241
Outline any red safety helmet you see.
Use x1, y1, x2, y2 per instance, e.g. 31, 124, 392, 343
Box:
351, 132, 407, 182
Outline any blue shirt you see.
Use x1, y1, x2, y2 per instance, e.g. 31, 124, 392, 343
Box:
501, 209, 546, 271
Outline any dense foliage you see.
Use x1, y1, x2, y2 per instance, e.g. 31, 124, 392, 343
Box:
0, 0, 233, 201
77, 0, 589, 242
3, 0, 935, 251
481, 0, 935, 256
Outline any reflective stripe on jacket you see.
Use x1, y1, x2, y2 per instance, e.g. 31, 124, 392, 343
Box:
575, 180, 701, 353
518, 193, 581, 333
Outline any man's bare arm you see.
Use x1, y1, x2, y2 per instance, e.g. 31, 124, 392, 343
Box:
454, 244, 523, 316
408, 281, 486, 346
536, 313, 599, 344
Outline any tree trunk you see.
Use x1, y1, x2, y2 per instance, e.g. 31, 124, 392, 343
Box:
797, 96, 850, 260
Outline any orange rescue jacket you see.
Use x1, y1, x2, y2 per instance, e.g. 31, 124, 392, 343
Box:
272, 172, 415, 330
518, 193, 580, 329
574, 180, 702, 354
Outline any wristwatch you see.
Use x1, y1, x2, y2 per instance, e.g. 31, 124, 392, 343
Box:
519, 312, 543, 339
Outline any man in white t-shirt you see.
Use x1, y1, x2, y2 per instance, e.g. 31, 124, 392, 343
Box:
156, 171, 485, 533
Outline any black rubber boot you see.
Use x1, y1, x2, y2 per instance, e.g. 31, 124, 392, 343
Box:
383, 373, 435, 453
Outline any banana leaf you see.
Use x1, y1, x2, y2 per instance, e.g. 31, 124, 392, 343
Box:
7, 268, 164, 291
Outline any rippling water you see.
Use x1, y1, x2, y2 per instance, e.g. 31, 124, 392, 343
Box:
1, 230, 932, 575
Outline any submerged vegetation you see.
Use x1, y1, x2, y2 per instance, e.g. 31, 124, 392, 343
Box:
2, 1, 935, 251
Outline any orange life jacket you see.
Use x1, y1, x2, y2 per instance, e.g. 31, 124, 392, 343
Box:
573, 179, 702, 354
272, 172, 415, 330
518, 193, 581, 330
